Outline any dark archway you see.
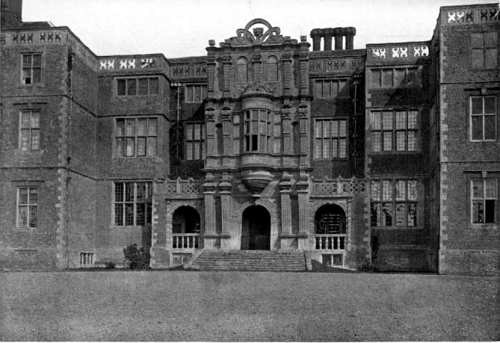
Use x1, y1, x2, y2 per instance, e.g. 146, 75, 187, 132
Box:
315, 204, 346, 234
172, 206, 201, 234
241, 205, 270, 250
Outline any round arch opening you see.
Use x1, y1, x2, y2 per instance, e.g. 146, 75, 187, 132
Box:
172, 206, 201, 234
314, 204, 346, 234
241, 205, 271, 250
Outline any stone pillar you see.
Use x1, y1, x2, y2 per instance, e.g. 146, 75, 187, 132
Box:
279, 173, 294, 249
345, 27, 356, 50
203, 174, 217, 249
298, 43, 309, 96
323, 28, 334, 51
296, 174, 310, 250
333, 27, 343, 50
281, 53, 293, 95
206, 55, 216, 93
219, 174, 233, 249
310, 29, 322, 51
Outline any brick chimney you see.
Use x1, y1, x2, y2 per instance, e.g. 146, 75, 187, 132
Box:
333, 27, 343, 50
345, 27, 356, 50
310, 28, 322, 51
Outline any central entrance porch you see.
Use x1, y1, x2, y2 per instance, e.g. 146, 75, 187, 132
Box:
241, 205, 270, 250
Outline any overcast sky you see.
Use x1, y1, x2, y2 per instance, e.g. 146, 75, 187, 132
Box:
23, 0, 494, 57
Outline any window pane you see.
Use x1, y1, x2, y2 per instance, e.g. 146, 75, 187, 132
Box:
137, 119, 147, 136
136, 203, 145, 225
408, 181, 418, 200
471, 116, 483, 140
194, 125, 201, 139
116, 119, 124, 136
185, 125, 193, 140
31, 111, 40, 128
33, 68, 41, 82
396, 181, 406, 200
472, 179, 483, 199
18, 206, 28, 226
396, 203, 406, 226
138, 78, 148, 95
114, 204, 123, 225
126, 138, 135, 156
20, 130, 30, 151
382, 69, 393, 88
471, 33, 484, 48
471, 97, 483, 114
472, 200, 484, 223
127, 79, 136, 95
149, 78, 159, 95
21, 111, 31, 128
193, 143, 200, 159
323, 81, 331, 98
372, 112, 382, 130
186, 142, 193, 160
32, 54, 41, 67
484, 115, 496, 140
125, 183, 134, 202
407, 203, 417, 226
331, 121, 338, 137
314, 139, 322, 159
115, 183, 124, 202
472, 49, 484, 69
338, 139, 346, 158
383, 132, 393, 151
125, 119, 135, 136
116, 138, 124, 156
371, 181, 381, 200
29, 188, 38, 204
125, 204, 134, 225
147, 137, 157, 156
394, 69, 405, 86
370, 203, 381, 226
396, 131, 406, 151
484, 32, 497, 48
485, 179, 497, 198
31, 130, 40, 150
338, 120, 346, 137
136, 183, 145, 202
19, 188, 28, 204
407, 131, 416, 151
117, 80, 126, 95
382, 180, 392, 201
194, 86, 201, 103
484, 97, 496, 114
370, 70, 381, 88
314, 81, 323, 98
382, 112, 393, 129
186, 86, 193, 102
382, 203, 393, 226
396, 112, 406, 129
485, 49, 498, 69
22, 54, 32, 67
137, 137, 146, 156
330, 81, 338, 98
29, 206, 37, 227
372, 132, 381, 152
485, 200, 496, 223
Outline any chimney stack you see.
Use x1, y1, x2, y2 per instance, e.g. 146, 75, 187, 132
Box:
345, 27, 356, 50
310, 29, 322, 51
333, 28, 343, 50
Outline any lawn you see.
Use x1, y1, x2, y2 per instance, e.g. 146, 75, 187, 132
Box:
0, 271, 498, 341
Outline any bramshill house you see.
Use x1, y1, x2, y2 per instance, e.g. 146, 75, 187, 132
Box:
1, 0, 499, 275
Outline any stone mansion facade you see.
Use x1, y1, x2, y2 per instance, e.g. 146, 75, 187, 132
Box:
1, 0, 499, 274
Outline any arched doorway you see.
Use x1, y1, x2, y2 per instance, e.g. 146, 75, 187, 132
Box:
315, 204, 346, 234
241, 205, 270, 250
172, 206, 201, 249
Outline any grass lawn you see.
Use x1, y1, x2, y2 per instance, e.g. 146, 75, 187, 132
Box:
0, 271, 498, 341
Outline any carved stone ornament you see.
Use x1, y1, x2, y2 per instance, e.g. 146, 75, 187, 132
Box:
224, 18, 294, 47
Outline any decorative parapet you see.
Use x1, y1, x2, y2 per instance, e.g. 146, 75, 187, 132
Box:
311, 177, 366, 197
165, 177, 202, 198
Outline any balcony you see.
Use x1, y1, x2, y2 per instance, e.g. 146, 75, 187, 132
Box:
172, 233, 200, 250
315, 234, 346, 251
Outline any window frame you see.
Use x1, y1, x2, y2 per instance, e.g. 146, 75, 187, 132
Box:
369, 66, 421, 89
16, 187, 38, 229
370, 109, 419, 153
471, 31, 498, 70
18, 109, 41, 152
470, 178, 497, 224
21, 53, 42, 86
116, 77, 160, 97
469, 95, 497, 142
114, 117, 158, 158
184, 84, 207, 103
313, 118, 348, 160
313, 79, 349, 99
184, 122, 205, 160
113, 181, 153, 227
370, 179, 419, 228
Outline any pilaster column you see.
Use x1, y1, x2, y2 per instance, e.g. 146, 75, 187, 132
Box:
252, 54, 263, 83
222, 55, 232, 96
219, 174, 233, 249
296, 173, 310, 250
281, 53, 293, 94
279, 173, 293, 235
206, 54, 216, 93
298, 47, 309, 96
206, 111, 217, 157
203, 174, 217, 249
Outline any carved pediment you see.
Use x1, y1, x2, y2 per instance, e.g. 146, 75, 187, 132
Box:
224, 18, 295, 47
241, 82, 273, 96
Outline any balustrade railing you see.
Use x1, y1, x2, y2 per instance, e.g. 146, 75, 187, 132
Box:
172, 233, 200, 250
314, 234, 346, 251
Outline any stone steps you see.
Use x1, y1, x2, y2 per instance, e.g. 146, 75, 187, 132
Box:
190, 250, 307, 272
